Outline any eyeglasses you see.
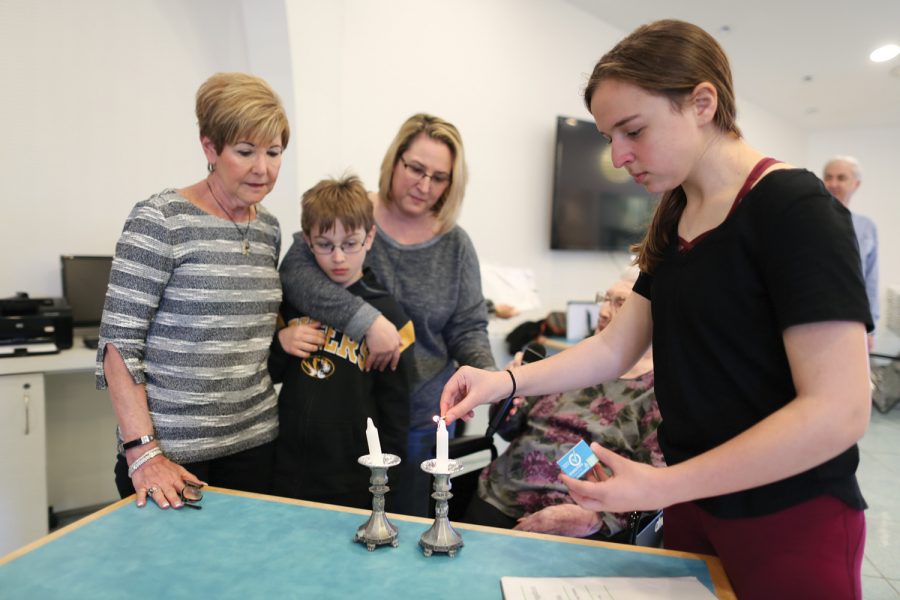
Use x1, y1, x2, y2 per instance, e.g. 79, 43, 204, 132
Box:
595, 292, 628, 309
399, 156, 451, 185
310, 236, 367, 255
180, 482, 203, 510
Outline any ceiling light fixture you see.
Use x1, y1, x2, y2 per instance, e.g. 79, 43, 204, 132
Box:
870, 44, 900, 63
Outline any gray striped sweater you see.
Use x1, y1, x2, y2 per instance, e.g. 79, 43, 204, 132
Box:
96, 189, 282, 463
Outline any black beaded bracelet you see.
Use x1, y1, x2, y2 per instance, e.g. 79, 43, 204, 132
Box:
121, 434, 155, 451
505, 369, 517, 399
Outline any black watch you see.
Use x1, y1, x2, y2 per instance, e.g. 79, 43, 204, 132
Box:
121, 434, 155, 451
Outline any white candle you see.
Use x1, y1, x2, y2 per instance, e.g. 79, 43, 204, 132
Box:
365, 418, 383, 466
435, 417, 449, 472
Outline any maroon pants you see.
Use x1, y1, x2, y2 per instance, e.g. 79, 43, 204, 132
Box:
664, 496, 865, 600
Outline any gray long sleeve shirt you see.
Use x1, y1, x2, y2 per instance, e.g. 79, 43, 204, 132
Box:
279, 224, 496, 427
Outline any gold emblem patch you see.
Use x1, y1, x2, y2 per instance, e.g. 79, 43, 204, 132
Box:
301, 355, 335, 379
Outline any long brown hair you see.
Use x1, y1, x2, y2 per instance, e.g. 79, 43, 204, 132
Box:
584, 20, 741, 273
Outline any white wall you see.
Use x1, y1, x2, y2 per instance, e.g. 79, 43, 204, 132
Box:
0, 0, 297, 297
3, 0, 809, 313
284, 0, 809, 310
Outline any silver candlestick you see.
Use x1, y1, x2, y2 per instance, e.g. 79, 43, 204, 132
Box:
418, 458, 465, 557
354, 453, 401, 551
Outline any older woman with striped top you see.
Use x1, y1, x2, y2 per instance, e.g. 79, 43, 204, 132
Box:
97, 72, 297, 510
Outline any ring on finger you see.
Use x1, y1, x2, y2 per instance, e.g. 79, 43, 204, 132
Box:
147, 486, 159, 496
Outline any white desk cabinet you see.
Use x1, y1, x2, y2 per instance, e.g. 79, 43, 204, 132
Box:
0, 373, 48, 556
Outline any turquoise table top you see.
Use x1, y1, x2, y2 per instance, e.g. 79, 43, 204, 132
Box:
1, 489, 732, 599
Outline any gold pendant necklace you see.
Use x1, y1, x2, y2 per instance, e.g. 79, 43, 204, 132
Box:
206, 180, 252, 255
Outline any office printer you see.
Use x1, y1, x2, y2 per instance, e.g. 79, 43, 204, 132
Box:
0, 293, 73, 357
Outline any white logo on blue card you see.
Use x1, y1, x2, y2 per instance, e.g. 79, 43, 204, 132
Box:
557, 439, 598, 479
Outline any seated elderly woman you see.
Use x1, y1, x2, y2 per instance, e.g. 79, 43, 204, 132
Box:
461, 268, 664, 539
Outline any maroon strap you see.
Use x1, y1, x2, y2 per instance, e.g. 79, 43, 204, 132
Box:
679, 157, 780, 252
730, 156, 779, 214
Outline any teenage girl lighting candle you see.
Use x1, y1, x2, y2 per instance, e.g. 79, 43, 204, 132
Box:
438, 19, 871, 600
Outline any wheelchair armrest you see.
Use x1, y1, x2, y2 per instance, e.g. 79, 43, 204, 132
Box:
447, 435, 495, 459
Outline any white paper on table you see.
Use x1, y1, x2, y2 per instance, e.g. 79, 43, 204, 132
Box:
480, 264, 542, 312
499, 576, 718, 600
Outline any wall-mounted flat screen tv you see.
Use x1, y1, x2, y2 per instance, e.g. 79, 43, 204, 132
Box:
550, 116, 659, 251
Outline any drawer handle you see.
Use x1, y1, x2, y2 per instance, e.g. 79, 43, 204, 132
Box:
23, 393, 30, 435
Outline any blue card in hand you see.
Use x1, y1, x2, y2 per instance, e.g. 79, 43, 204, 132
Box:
557, 439, 598, 479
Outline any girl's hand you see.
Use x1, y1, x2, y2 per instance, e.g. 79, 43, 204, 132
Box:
440, 367, 511, 424
560, 442, 667, 514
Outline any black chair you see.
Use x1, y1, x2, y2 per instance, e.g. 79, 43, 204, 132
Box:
621, 509, 663, 547
444, 428, 499, 521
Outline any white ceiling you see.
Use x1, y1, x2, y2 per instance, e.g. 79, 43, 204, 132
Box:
565, 0, 900, 131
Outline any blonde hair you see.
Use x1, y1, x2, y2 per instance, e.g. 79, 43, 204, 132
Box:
301, 174, 374, 237
378, 113, 468, 235
196, 72, 290, 154
584, 20, 740, 274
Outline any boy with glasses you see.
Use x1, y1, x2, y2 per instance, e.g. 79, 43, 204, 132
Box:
268, 175, 415, 509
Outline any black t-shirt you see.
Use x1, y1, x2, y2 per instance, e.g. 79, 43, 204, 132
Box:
634, 169, 871, 518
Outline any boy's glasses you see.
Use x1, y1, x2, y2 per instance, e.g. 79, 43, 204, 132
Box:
311, 237, 366, 255
399, 156, 451, 185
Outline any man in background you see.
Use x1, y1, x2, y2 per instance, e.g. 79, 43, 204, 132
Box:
823, 156, 879, 350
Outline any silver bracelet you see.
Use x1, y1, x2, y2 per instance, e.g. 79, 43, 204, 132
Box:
127, 447, 163, 478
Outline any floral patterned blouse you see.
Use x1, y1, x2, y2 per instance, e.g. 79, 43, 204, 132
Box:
477, 371, 663, 537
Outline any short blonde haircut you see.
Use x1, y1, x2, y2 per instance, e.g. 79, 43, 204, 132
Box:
196, 72, 290, 154
378, 113, 467, 235
301, 174, 374, 237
